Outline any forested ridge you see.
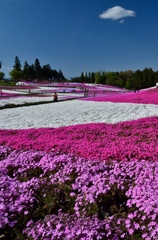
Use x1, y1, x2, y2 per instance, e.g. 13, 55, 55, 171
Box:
1, 56, 158, 90
71, 68, 158, 90
0, 56, 65, 82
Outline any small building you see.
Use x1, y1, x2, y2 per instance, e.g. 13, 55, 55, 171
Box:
16, 81, 31, 86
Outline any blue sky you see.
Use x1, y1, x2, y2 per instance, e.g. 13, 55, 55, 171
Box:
1, 0, 158, 79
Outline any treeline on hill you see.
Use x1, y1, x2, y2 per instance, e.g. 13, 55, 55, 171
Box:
1, 57, 158, 90
70, 68, 158, 90
0, 56, 65, 82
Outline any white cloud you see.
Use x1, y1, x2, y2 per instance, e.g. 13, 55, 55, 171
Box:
99, 6, 136, 21
119, 19, 124, 24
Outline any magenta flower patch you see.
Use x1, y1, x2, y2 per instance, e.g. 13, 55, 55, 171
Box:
83, 88, 158, 104
1, 115, 158, 239
1, 116, 158, 161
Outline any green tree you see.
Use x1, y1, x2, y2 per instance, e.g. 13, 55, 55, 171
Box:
88, 72, 95, 83
142, 68, 155, 88
94, 71, 101, 84
34, 58, 41, 80
117, 78, 124, 88
42, 64, 52, 80
52, 69, 60, 81
125, 80, 132, 89
105, 72, 118, 86
119, 70, 134, 88
58, 69, 65, 81
9, 69, 21, 81
155, 71, 158, 86
29, 64, 35, 80
133, 70, 142, 89
80, 72, 85, 83
0, 71, 5, 79
22, 61, 30, 79
100, 72, 106, 84
13, 56, 21, 71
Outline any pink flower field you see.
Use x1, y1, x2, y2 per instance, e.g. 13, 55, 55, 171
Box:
0, 84, 158, 239
1, 117, 158, 162
83, 87, 158, 105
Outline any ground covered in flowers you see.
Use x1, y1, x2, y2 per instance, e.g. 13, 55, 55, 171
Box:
0, 116, 158, 239
85, 87, 158, 104
1, 117, 158, 161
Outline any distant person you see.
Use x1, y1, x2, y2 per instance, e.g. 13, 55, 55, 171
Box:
0, 90, 2, 97
53, 92, 58, 102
